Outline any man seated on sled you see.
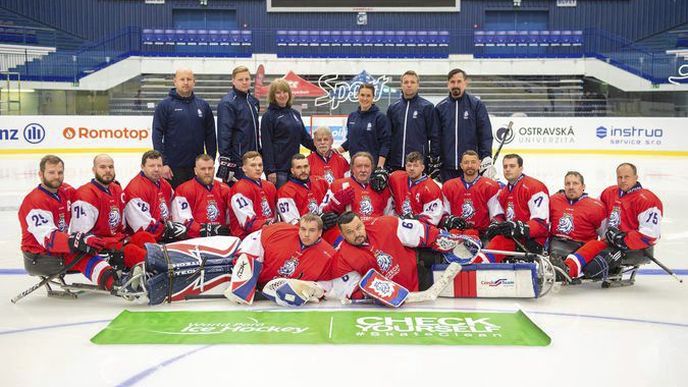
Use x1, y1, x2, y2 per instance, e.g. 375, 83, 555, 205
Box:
560, 163, 663, 280
19, 155, 119, 291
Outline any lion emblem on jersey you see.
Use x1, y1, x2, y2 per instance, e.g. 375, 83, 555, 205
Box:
278, 257, 299, 277
374, 250, 393, 273
159, 201, 170, 220
461, 199, 476, 220
370, 278, 393, 298
108, 207, 121, 229
609, 207, 621, 228
359, 196, 373, 216
506, 202, 515, 221
261, 198, 273, 217
307, 198, 319, 214
324, 170, 335, 184
401, 198, 412, 216
206, 201, 219, 222
556, 213, 574, 235
57, 214, 67, 232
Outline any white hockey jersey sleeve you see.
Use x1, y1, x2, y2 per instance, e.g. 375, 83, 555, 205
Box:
277, 197, 300, 224
124, 198, 155, 232
171, 196, 194, 224
231, 193, 257, 229
69, 199, 98, 233
25, 209, 58, 248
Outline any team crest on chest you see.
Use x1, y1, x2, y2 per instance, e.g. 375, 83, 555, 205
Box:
506, 202, 515, 221
323, 169, 335, 184
359, 195, 373, 216
206, 200, 220, 222
609, 207, 621, 228
461, 199, 476, 219
261, 197, 273, 217
557, 213, 574, 235
401, 198, 412, 216
108, 206, 121, 230
159, 201, 170, 220
307, 198, 320, 214
374, 250, 393, 273
57, 213, 67, 232
278, 257, 299, 277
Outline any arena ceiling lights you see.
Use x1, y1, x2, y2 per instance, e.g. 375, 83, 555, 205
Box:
267, 0, 460, 13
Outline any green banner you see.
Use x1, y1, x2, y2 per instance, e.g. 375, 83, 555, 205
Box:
91, 309, 550, 346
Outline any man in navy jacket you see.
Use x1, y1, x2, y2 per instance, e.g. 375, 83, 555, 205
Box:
152, 68, 216, 189
216, 65, 260, 184
386, 70, 440, 176
434, 68, 495, 182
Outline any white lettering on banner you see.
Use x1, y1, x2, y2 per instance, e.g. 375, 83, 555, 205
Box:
62, 127, 149, 140
354, 316, 503, 338
315, 73, 391, 110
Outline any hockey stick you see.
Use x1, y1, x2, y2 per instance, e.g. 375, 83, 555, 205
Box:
479, 121, 513, 177
644, 251, 683, 284
11, 252, 88, 304
406, 262, 462, 303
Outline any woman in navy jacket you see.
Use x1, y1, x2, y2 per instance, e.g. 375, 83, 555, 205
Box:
337, 83, 391, 169
260, 78, 316, 189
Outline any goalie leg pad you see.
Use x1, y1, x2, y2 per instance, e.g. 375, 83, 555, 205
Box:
224, 254, 262, 305
432, 263, 539, 298
358, 269, 409, 308
262, 278, 324, 307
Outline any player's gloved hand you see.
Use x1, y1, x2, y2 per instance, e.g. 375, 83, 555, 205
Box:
508, 220, 530, 239
432, 231, 461, 253
325, 186, 355, 213
427, 155, 442, 180
605, 227, 628, 251
68, 232, 105, 255
161, 221, 187, 242
480, 156, 497, 179
216, 156, 239, 183
320, 212, 338, 230
200, 223, 230, 237
485, 221, 505, 240
370, 167, 389, 192
439, 215, 468, 231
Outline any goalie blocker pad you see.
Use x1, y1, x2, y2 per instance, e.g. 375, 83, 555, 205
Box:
432, 263, 540, 298
358, 269, 409, 308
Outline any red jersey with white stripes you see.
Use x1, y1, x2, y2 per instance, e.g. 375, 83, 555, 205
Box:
324, 177, 393, 219
498, 174, 550, 242
69, 179, 125, 239
442, 175, 503, 232
307, 151, 350, 186
388, 171, 443, 226
549, 192, 606, 243
19, 184, 74, 254
229, 177, 277, 239
123, 172, 174, 238
600, 183, 663, 249
276, 177, 329, 224
172, 178, 231, 238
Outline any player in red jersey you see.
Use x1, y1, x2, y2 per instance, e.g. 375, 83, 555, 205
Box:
332, 212, 461, 292
19, 155, 117, 290
276, 153, 334, 227
547, 171, 607, 279
124, 150, 187, 242
229, 151, 277, 239
388, 151, 443, 226
441, 150, 504, 237
563, 163, 663, 279
224, 213, 337, 304
307, 126, 350, 186
473, 154, 550, 263
69, 154, 153, 270
171, 154, 231, 238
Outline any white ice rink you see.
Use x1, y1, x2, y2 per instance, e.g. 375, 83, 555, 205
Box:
1, 152, 686, 387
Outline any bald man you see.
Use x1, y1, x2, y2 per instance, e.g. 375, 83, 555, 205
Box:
153, 68, 217, 189
69, 155, 149, 271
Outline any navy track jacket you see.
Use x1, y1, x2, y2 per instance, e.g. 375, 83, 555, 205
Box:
386, 94, 440, 168
216, 87, 260, 162
260, 103, 316, 174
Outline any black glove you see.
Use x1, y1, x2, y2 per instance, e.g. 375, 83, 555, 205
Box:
162, 221, 187, 242
439, 215, 468, 231
216, 156, 239, 182
509, 220, 530, 239
370, 167, 389, 192
68, 232, 105, 255
486, 220, 529, 239
104, 249, 125, 271
200, 223, 230, 237
320, 212, 338, 230
605, 227, 628, 251
427, 155, 442, 180
485, 221, 503, 240
400, 212, 419, 221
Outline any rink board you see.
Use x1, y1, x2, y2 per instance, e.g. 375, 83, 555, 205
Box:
91, 309, 551, 346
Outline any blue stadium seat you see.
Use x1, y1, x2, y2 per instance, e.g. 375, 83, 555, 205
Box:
428, 31, 439, 46
153, 29, 165, 45
572, 30, 583, 46
342, 30, 353, 46
331, 30, 341, 46
528, 30, 539, 46
298, 30, 309, 46
186, 29, 198, 45
142, 29, 154, 45
230, 30, 241, 46
276, 30, 287, 46
506, 30, 517, 47
474, 30, 485, 46
197, 29, 209, 45
395, 31, 406, 46
363, 30, 374, 46
517, 30, 528, 46
241, 30, 252, 46
484, 30, 495, 46
164, 29, 176, 45
352, 30, 363, 46
384, 30, 395, 46
417, 31, 428, 46
549, 30, 561, 46
561, 30, 572, 46
319, 30, 331, 46
495, 31, 507, 46
374, 30, 385, 46
439, 31, 449, 46
286, 30, 298, 46
308, 30, 319, 46
208, 30, 219, 45
406, 31, 417, 46
539, 30, 550, 46
219, 30, 231, 45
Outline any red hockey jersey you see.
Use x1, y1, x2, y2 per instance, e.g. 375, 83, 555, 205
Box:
323, 177, 393, 219
498, 174, 550, 241
276, 177, 329, 224
172, 177, 231, 238
550, 192, 606, 243
69, 179, 125, 238
19, 184, 74, 254
600, 183, 663, 249
239, 223, 337, 288
123, 172, 174, 237
388, 171, 443, 225
442, 175, 503, 232
307, 151, 350, 186
229, 177, 277, 239
332, 216, 440, 291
